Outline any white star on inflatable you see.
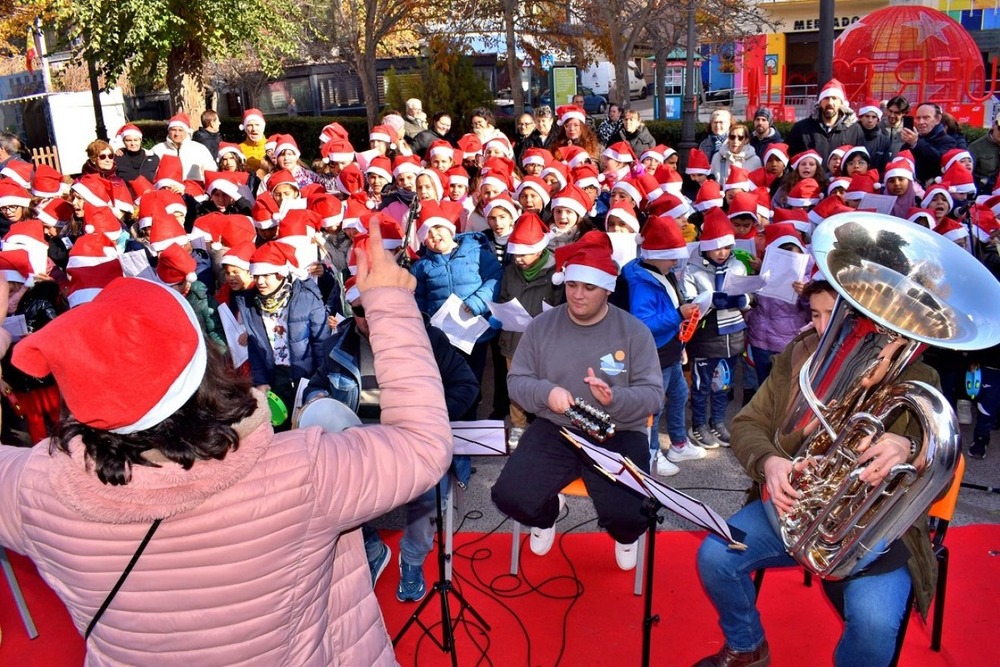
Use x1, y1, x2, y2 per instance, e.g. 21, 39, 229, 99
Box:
902, 16, 950, 47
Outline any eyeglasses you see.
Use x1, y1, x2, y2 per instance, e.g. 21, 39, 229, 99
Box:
518, 121, 535, 127
728, 134, 746, 140
98, 152, 114, 159
352, 305, 366, 318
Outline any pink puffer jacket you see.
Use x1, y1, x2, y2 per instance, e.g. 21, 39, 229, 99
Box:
0, 287, 452, 666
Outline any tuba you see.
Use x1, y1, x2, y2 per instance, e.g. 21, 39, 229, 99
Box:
773, 212, 1000, 580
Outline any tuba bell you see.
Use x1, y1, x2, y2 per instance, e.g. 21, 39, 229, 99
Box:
773, 212, 1000, 580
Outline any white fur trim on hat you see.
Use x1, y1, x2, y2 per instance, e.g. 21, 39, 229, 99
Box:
551, 195, 588, 218
883, 166, 913, 182
612, 181, 642, 207
220, 255, 251, 272
557, 109, 587, 126
640, 246, 688, 261
366, 165, 392, 183
786, 195, 820, 207
858, 103, 882, 118
417, 218, 457, 244
206, 179, 241, 201
483, 197, 519, 220
0, 193, 31, 208
561, 264, 617, 291
699, 233, 736, 252
370, 129, 393, 144
507, 235, 552, 255
151, 234, 190, 252
606, 207, 639, 233
250, 261, 289, 276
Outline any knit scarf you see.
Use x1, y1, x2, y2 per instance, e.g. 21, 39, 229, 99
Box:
522, 249, 553, 282
256, 278, 292, 314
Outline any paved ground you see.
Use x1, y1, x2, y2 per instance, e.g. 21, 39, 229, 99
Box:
376, 356, 1000, 535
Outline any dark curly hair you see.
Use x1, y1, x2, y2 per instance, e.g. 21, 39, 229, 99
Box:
50, 345, 258, 486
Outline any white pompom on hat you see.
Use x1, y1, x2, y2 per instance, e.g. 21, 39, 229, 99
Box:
551, 231, 618, 291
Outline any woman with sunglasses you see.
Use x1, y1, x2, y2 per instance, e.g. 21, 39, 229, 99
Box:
709, 123, 762, 187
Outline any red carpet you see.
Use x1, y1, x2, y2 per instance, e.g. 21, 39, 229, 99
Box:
2, 526, 998, 666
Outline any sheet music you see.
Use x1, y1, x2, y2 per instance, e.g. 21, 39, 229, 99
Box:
758, 246, 810, 304
734, 238, 756, 256
487, 298, 533, 333
217, 304, 249, 368
119, 249, 156, 280
721, 272, 767, 294
451, 419, 507, 455
430, 294, 490, 354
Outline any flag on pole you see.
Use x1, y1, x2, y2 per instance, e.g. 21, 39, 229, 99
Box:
26, 27, 37, 74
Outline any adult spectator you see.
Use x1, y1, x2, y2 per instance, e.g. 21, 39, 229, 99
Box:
882, 95, 910, 156
411, 112, 456, 157
900, 102, 959, 185
551, 105, 603, 162
533, 105, 556, 149
469, 107, 505, 143
403, 98, 427, 140
152, 113, 218, 182
114, 124, 159, 187
969, 111, 1000, 194
699, 110, 731, 161
613, 108, 656, 158
710, 123, 761, 186
0, 132, 25, 171
572, 93, 598, 131
491, 232, 663, 571
856, 99, 892, 172
513, 112, 539, 166
597, 104, 623, 146
785, 79, 864, 163
238, 108, 268, 174
749, 107, 782, 160
193, 110, 222, 161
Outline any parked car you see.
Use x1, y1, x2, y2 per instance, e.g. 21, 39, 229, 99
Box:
538, 86, 608, 115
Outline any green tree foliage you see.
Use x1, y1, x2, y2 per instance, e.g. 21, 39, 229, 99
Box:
62, 0, 301, 121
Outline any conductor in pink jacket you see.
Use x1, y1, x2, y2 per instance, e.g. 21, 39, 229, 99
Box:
0, 221, 452, 666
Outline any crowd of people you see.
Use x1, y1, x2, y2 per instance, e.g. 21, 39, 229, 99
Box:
0, 78, 997, 665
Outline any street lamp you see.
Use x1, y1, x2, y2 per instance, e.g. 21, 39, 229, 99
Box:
818, 0, 834, 88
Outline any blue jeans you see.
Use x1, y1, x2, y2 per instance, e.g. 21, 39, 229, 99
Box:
973, 366, 1000, 443
649, 362, 689, 457
749, 345, 778, 386
364, 478, 449, 568
697, 500, 911, 666
691, 356, 737, 427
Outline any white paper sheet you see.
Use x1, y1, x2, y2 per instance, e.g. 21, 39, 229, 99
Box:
1, 315, 29, 341
758, 246, 810, 304
734, 238, 757, 256
217, 303, 249, 368
487, 298, 533, 333
430, 294, 490, 354
691, 290, 713, 315
722, 272, 767, 294
119, 249, 156, 280
608, 232, 638, 269
451, 419, 507, 455
857, 193, 898, 215
541, 301, 554, 312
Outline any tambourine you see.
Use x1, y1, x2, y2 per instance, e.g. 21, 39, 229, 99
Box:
293, 396, 362, 433
565, 397, 616, 443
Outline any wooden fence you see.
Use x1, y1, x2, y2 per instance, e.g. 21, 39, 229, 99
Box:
30, 145, 60, 173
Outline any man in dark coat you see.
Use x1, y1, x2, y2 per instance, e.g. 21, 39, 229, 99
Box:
192, 110, 222, 162
785, 79, 864, 163
901, 103, 959, 185
749, 107, 783, 161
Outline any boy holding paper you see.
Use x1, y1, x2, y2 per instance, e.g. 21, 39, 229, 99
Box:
494, 213, 564, 449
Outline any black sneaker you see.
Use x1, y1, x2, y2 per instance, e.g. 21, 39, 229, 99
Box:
710, 422, 731, 446
969, 438, 988, 460
689, 425, 723, 449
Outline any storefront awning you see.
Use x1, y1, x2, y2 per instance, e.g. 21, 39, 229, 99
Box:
0, 92, 51, 106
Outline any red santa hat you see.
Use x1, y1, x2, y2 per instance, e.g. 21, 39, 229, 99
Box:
940, 162, 976, 195
790, 149, 823, 170
1, 160, 33, 188
816, 78, 847, 103
763, 222, 806, 253
30, 164, 64, 199
506, 213, 552, 255
373, 214, 406, 250
483, 135, 514, 160
883, 158, 914, 183
116, 123, 143, 141
321, 137, 355, 165
551, 183, 592, 219
342, 194, 374, 234
896, 150, 916, 174
540, 161, 569, 190
369, 125, 396, 148
551, 231, 617, 291
521, 147, 552, 169
365, 156, 393, 183
204, 171, 243, 201
808, 194, 853, 227
72, 174, 113, 208
693, 180, 724, 211
841, 145, 870, 168
611, 177, 644, 208
427, 140, 456, 164
335, 163, 366, 196
4, 220, 48, 273
786, 178, 823, 207
483, 191, 520, 220
685, 148, 711, 176
250, 241, 296, 276
828, 145, 850, 164
0, 182, 31, 209
648, 191, 691, 220
654, 164, 685, 197
763, 143, 790, 166
456, 134, 483, 159
756, 187, 773, 220
724, 166, 755, 192
319, 121, 348, 145
417, 168, 446, 200
639, 145, 669, 164
636, 173, 661, 205
560, 145, 592, 169
156, 243, 198, 285
274, 134, 301, 158
167, 113, 192, 133
556, 105, 587, 127
220, 241, 256, 272
217, 142, 246, 163
130, 175, 154, 202
80, 205, 121, 243
971, 205, 1000, 242
773, 207, 811, 234
603, 141, 636, 164
858, 98, 882, 118
638, 215, 688, 261
922, 183, 954, 210
514, 176, 551, 207
240, 108, 266, 131
940, 148, 972, 174
572, 163, 601, 191
220, 216, 257, 248
66, 233, 123, 308
13, 277, 208, 433
251, 194, 279, 230
933, 217, 969, 243
0, 249, 33, 284
149, 211, 190, 251
416, 200, 460, 243
843, 171, 881, 201
447, 166, 470, 188
699, 208, 737, 251
827, 176, 852, 194
268, 169, 300, 194
154, 155, 185, 191
35, 197, 73, 228
190, 212, 228, 247
907, 207, 937, 228
309, 193, 345, 230
605, 200, 640, 233
392, 154, 422, 177
727, 191, 759, 220
480, 157, 514, 192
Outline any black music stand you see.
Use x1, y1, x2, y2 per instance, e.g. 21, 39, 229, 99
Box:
559, 428, 746, 667
392, 420, 505, 665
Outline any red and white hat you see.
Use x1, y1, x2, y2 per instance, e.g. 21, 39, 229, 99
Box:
551, 183, 591, 219
250, 241, 295, 276
72, 174, 113, 208
763, 222, 806, 253
456, 134, 483, 159
154, 155, 185, 191
551, 231, 617, 291
786, 178, 823, 207
773, 207, 811, 234
843, 171, 880, 201
756, 187, 773, 220
556, 105, 587, 126
648, 192, 691, 220
606, 200, 640, 233
817, 79, 846, 103
654, 164, 685, 197
480, 157, 514, 192
427, 140, 456, 164
934, 217, 969, 243
4, 220, 48, 273
603, 141, 636, 164
858, 98, 882, 119
724, 166, 754, 193
149, 211, 190, 252
790, 150, 823, 170
922, 183, 954, 210
521, 147, 552, 170
66, 233, 123, 308
341, 194, 374, 234
319, 121, 348, 145
220, 241, 256, 272
507, 213, 552, 255
220, 215, 257, 248
12, 277, 208, 433
190, 212, 228, 247
416, 200, 460, 243
841, 145, 871, 168
30, 164, 64, 199
639, 145, 669, 164
167, 113, 192, 133
116, 123, 143, 141
727, 191, 759, 220
35, 197, 73, 228
483, 191, 520, 220
251, 194, 280, 230
156, 242, 198, 285
971, 205, 1000, 242
514, 176, 551, 207
217, 142, 245, 163
365, 156, 393, 183
611, 177, 644, 208
941, 148, 973, 174
699, 208, 737, 251
0, 160, 32, 188
941, 162, 976, 195
638, 215, 688, 261
447, 166, 470, 188
808, 195, 853, 227
335, 163, 366, 196
83, 204, 124, 241
827, 176, 852, 194
321, 137, 354, 164
0, 181, 31, 209
572, 163, 601, 191
204, 171, 243, 201
693, 180, 724, 211
0, 249, 33, 284
685, 148, 711, 176
274, 134, 301, 158
240, 108, 265, 131
540, 161, 569, 190
559, 145, 591, 169
392, 154, 422, 177
883, 158, 914, 183
763, 143, 790, 167
907, 207, 937, 228
483, 135, 514, 160
369, 125, 396, 148
130, 175, 154, 202
828, 145, 850, 164
268, 169, 301, 194
309, 193, 345, 229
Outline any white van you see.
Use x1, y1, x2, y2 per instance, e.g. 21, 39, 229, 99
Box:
581, 61, 647, 100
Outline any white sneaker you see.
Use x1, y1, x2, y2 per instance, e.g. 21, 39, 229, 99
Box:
667, 442, 708, 463
508, 426, 525, 450
655, 451, 680, 476
615, 540, 638, 571
529, 494, 565, 556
